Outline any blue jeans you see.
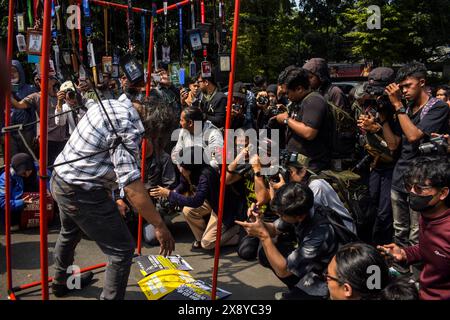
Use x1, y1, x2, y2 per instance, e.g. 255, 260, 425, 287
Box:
51, 174, 135, 300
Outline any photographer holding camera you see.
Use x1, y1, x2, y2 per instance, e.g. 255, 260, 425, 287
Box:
236, 183, 340, 300
266, 153, 356, 234
229, 82, 252, 130
55, 81, 90, 136
273, 67, 332, 173
255, 85, 283, 127
180, 77, 202, 109
357, 68, 402, 245
382, 63, 449, 252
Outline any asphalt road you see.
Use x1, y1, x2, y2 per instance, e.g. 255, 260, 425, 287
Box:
0, 213, 285, 300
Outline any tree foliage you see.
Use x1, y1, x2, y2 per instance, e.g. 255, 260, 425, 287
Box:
1, 0, 449, 83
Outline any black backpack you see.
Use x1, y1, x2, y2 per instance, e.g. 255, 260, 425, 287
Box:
314, 206, 359, 246
302, 92, 357, 161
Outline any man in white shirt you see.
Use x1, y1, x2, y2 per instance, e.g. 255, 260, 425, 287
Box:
171, 106, 223, 171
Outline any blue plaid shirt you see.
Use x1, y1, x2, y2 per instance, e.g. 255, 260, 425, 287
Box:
53, 98, 144, 192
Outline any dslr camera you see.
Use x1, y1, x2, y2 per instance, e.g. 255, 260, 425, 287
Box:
419, 136, 449, 156
268, 150, 299, 183
256, 95, 269, 106
364, 84, 391, 110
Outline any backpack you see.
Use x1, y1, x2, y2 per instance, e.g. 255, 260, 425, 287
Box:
304, 92, 357, 161
314, 206, 359, 246
310, 170, 376, 242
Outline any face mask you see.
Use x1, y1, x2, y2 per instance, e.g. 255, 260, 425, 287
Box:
409, 193, 435, 212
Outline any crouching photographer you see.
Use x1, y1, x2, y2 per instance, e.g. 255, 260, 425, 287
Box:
267, 151, 356, 234
236, 183, 340, 300
356, 67, 402, 245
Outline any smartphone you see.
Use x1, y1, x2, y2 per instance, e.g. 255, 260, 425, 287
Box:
247, 204, 259, 222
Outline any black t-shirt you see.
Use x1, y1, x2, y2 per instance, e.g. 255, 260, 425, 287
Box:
201, 91, 227, 129
286, 93, 331, 172
372, 117, 402, 171
392, 99, 449, 192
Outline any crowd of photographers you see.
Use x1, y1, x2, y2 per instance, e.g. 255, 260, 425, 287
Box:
2, 57, 450, 300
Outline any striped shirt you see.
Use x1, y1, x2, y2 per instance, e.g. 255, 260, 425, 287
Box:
53, 99, 144, 192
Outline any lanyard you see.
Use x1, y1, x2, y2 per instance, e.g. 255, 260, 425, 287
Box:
179, 5, 183, 63
141, 14, 146, 66
104, 8, 109, 55
127, 0, 135, 52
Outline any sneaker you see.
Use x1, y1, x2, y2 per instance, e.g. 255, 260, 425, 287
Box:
274, 291, 287, 301
51, 271, 94, 297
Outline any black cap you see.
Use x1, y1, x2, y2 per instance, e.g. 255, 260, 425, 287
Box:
233, 82, 247, 99
368, 67, 395, 87
266, 84, 278, 95
11, 153, 34, 176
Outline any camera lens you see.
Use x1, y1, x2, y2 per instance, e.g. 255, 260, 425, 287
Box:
67, 90, 76, 100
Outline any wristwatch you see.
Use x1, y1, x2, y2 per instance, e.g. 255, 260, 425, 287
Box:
395, 106, 407, 115
283, 118, 289, 126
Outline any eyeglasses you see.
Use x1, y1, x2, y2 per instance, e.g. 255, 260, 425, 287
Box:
404, 183, 434, 195
322, 271, 345, 285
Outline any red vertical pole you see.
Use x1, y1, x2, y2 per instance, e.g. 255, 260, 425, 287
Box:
211, 0, 240, 300
38, 0, 53, 301
4, 0, 16, 296
137, 12, 155, 256
145, 16, 155, 96
200, 0, 205, 23
137, 139, 147, 255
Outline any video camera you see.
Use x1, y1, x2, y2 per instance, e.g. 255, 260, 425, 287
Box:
268, 150, 299, 183
419, 136, 449, 156
364, 84, 391, 110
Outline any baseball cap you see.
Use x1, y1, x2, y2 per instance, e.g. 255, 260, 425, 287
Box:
233, 82, 247, 99
368, 67, 395, 87
60, 81, 75, 92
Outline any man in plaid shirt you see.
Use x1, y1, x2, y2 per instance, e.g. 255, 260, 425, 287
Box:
50, 93, 175, 300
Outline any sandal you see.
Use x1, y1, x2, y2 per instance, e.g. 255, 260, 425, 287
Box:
191, 240, 203, 251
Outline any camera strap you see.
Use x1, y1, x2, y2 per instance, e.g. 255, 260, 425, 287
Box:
407, 97, 439, 121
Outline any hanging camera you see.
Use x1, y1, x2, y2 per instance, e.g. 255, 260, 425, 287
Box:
120, 53, 144, 86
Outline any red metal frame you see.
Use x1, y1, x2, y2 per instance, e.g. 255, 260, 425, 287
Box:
37, 0, 53, 301
3, 0, 192, 300
4, 0, 15, 299
211, 0, 241, 300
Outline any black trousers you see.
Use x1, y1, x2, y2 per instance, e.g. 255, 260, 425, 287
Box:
369, 168, 394, 245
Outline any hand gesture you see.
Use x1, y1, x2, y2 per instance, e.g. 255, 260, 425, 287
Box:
377, 243, 407, 263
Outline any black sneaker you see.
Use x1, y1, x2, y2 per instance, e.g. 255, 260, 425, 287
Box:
51, 271, 94, 297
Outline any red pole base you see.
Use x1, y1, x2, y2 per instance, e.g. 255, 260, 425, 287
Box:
10, 263, 107, 296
